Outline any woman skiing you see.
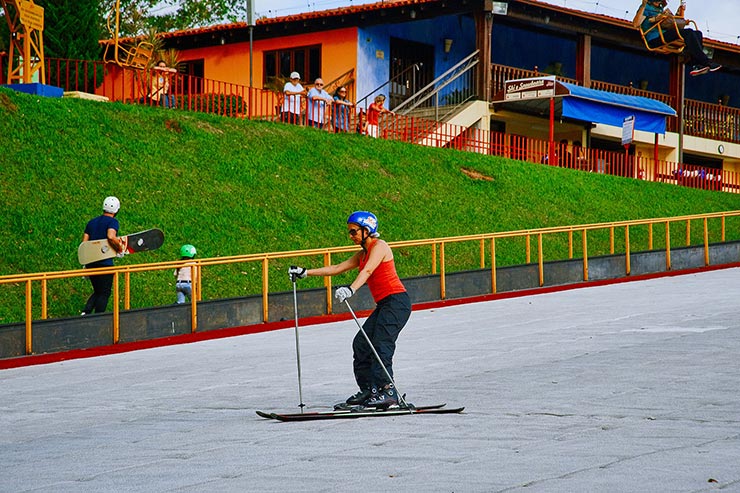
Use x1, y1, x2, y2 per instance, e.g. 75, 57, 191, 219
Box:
288, 211, 412, 408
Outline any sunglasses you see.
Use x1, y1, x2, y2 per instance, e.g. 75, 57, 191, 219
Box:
348, 228, 361, 236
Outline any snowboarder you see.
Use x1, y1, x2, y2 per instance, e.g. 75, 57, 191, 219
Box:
81, 196, 124, 315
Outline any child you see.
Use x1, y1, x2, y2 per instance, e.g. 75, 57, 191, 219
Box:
174, 244, 197, 304
366, 94, 393, 138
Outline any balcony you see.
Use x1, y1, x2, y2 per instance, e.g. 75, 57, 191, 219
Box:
490, 63, 740, 146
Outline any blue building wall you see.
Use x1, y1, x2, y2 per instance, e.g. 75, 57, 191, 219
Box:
591, 43, 670, 93
686, 68, 740, 107
492, 24, 577, 77
356, 14, 476, 104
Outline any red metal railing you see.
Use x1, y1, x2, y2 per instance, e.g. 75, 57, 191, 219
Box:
376, 112, 737, 192
589, 79, 675, 107
13, 56, 737, 194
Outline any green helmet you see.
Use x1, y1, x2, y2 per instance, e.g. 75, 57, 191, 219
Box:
179, 244, 196, 258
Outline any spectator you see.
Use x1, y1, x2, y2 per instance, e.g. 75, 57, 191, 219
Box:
366, 94, 393, 138
306, 78, 333, 129
572, 140, 588, 170
541, 147, 558, 165
558, 139, 573, 168
151, 60, 177, 108
333, 86, 354, 133
633, 0, 720, 76
356, 108, 368, 135
281, 71, 306, 125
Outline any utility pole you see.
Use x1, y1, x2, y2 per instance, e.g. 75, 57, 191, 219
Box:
247, 0, 254, 88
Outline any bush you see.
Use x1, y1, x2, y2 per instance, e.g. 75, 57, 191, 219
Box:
180, 93, 247, 116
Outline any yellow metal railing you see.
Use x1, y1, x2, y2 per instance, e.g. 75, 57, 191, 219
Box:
2, 210, 740, 355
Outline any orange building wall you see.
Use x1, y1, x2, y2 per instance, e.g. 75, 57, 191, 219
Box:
182, 27, 359, 91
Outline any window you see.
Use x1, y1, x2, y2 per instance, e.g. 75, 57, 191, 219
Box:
179, 59, 204, 95
264, 45, 321, 85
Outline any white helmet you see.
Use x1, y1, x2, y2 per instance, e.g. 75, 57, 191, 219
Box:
103, 196, 120, 214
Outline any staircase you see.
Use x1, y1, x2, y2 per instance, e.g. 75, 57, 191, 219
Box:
392, 51, 489, 152
411, 100, 490, 152
357, 50, 490, 152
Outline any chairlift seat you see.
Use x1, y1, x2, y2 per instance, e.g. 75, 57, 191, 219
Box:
638, 16, 697, 55
124, 42, 154, 70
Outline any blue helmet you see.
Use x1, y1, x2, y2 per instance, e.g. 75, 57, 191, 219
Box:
347, 211, 379, 237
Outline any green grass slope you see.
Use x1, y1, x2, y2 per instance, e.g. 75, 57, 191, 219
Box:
2, 87, 740, 322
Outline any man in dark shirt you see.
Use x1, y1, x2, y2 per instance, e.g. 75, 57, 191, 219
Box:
81, 196, 123, 315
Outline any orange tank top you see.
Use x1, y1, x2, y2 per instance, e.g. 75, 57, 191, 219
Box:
359, 242, 406, 302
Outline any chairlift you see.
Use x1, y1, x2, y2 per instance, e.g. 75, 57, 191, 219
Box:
637, 2, 697, 56
102, 0, 154, 69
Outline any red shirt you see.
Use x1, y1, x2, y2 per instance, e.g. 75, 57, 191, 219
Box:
367, 102, 382, 125
358, 242, 406, 302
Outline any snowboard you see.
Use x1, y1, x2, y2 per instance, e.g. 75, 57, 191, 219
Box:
78, 228, 164, 265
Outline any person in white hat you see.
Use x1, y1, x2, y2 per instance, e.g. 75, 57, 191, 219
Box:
80, 196, 124, 315
281, 71, 306, 125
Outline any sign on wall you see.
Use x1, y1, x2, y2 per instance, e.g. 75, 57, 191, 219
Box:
504, 77, 556, 101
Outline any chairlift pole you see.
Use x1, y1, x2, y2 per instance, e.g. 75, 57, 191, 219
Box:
548, 96, 555, 165
677, 62, 685, 163
247, 0, 254, 88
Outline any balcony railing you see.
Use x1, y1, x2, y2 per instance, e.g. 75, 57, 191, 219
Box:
685, 99, 740, 142
491, 63, 740, 145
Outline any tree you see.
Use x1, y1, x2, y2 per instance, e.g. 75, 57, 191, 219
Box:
109, 0, 247, 37
38, 0, 102, 60
2, 0, 247, 65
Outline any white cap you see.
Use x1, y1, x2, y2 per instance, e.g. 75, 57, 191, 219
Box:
290, 71, 300, 79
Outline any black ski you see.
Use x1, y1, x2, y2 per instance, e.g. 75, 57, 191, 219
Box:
257, 403, 446, 419
256, 403, 464, 422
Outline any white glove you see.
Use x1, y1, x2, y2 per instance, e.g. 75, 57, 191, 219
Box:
335, 286, 354, 303
116, 251, 127, 258
288, 265, 307, 281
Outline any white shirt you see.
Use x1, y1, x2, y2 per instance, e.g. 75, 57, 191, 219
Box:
282, 81, 304, 114
307, 87, 332, 124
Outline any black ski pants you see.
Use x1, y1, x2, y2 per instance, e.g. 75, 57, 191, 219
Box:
649, 28, 710, 66
352, 291, 412, 390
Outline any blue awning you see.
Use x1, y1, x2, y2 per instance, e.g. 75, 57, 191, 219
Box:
491, 77, 677, 134
560, 82, 676, 134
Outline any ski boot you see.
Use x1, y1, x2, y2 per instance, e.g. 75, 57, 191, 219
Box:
334, 388, 372, 411
364, 384, 399, 410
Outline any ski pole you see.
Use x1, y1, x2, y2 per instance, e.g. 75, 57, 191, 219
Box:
291, 276, 306, 412
343, 299, 409, 409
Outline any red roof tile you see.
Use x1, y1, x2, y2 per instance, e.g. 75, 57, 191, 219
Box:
158, 0, 439, 40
